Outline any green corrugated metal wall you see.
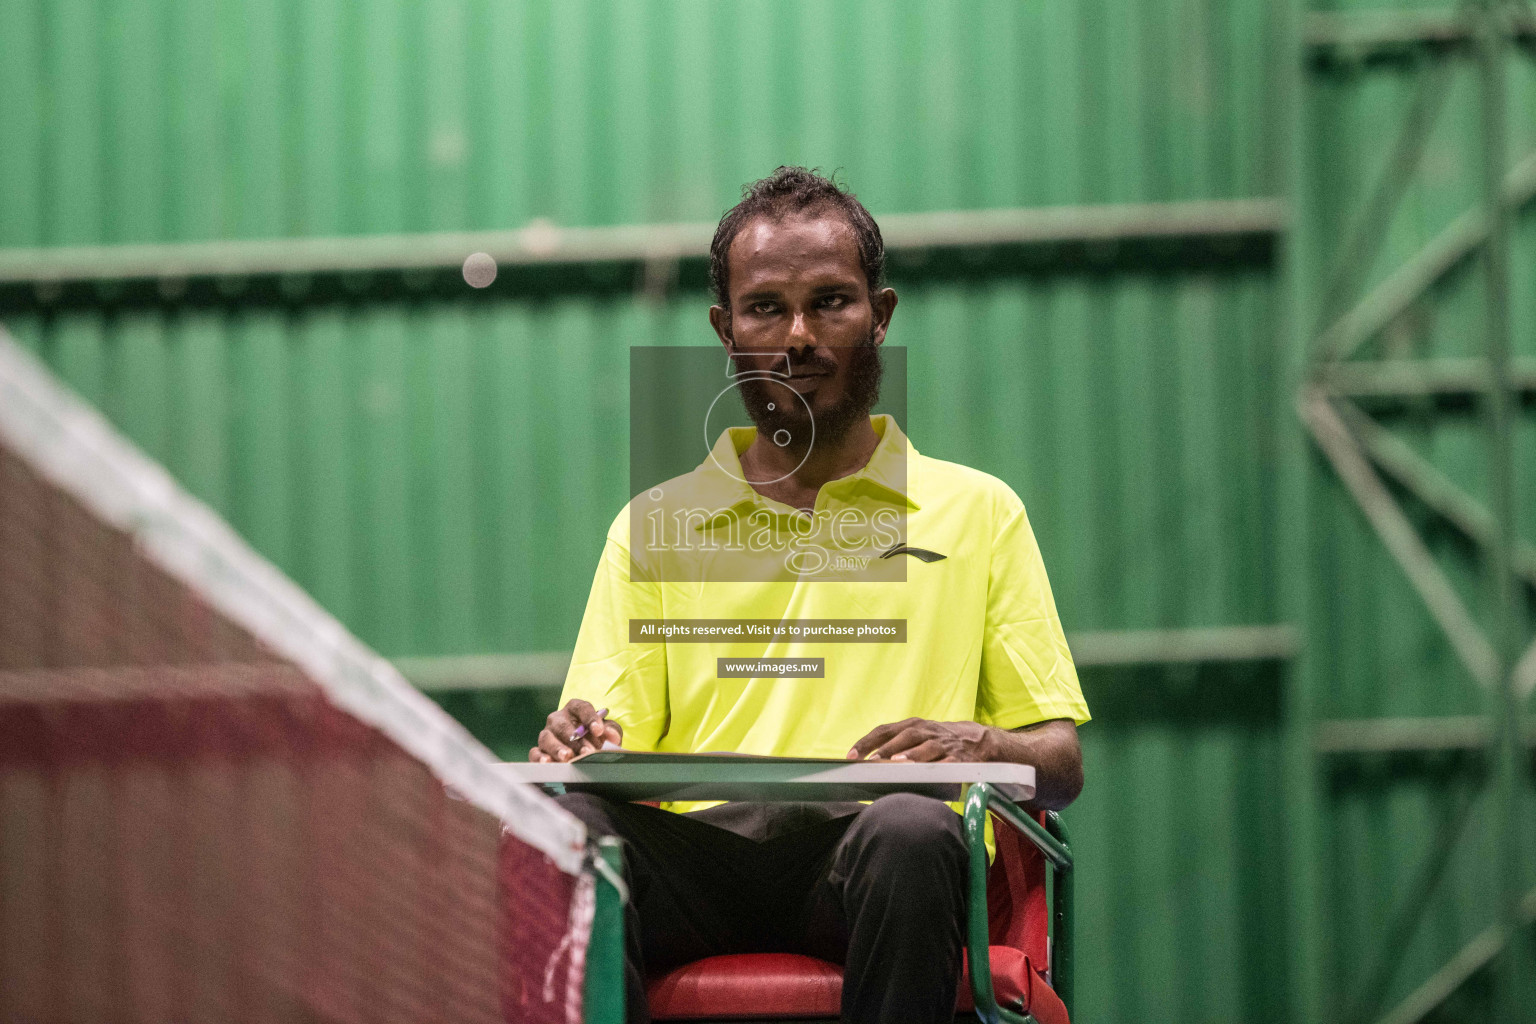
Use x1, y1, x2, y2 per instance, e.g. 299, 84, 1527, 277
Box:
0, 0, 1278, 246
6, 0, 1533, 1021
0, 2, 1289, 1022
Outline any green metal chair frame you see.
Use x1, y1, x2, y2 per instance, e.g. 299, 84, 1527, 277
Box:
962, 783, 1075, 1024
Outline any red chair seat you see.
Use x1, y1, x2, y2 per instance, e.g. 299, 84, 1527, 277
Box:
647, 954, 840, 1020
646, 948, 1067, 1024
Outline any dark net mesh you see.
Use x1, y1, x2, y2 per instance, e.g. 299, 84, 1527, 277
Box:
0, 367, 587, 1024
0, 444, 276, 671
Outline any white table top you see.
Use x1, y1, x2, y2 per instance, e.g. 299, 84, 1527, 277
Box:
497, 754, 1036, 803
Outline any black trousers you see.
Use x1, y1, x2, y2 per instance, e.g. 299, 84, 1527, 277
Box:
555, 792, 968, 1024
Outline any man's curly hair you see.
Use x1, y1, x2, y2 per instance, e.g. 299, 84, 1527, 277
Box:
709, 166, 886, 312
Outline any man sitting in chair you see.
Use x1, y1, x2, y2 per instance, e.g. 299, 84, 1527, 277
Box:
533, 167, 1090, 1024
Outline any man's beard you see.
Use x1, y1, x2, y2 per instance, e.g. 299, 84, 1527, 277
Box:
732, 332, 884, 455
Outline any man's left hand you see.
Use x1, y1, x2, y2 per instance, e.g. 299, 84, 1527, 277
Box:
846, 717, 1084, 810
847, 717, 993, 762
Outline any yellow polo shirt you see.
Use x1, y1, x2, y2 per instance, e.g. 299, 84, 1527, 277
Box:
560, 415, 1088, 785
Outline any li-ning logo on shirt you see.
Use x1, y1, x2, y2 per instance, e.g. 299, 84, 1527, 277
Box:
880, 544, 947, 563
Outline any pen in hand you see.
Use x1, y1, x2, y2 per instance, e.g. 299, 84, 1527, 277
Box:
570, 707, 609, 747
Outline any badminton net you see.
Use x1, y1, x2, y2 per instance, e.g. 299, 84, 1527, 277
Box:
0, 329, 591, 1024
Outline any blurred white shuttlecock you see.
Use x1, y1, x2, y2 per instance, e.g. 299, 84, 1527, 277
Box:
462, 252, 498, 289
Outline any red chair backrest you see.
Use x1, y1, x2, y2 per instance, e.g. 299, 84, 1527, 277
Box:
986, 811, 1050, 970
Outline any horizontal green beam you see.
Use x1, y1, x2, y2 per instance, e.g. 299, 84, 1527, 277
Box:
0, 220, 711, 285
876, 199, 1283, 250
1316, 715, 1536, 754
1066, 624, 1297, 666
0, 199, 1284, 307
1322, 358, 1536, 401
1307, 8, 1536, 61
393, 651, 573, 692
395, 624, 1298, 692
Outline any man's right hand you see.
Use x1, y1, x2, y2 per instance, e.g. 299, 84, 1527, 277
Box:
530, 699, 624, 762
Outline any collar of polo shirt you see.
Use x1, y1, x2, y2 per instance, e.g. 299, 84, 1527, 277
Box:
687, 414, 921, 530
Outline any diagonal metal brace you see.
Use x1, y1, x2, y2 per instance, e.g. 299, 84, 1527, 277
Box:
1315, 57, 1456, 339
1343, 783, 1482, 1024
1370, 884, 1536, 1024
1298, 388, 1498, 689
1332, 399, 1536, 587
1314, 151, 1536, 365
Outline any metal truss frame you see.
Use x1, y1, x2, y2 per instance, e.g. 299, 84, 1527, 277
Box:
1289, 3, 1535, 1022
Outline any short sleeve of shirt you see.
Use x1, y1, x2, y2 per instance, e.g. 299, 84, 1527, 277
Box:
975, 495, 1091, 729
558, 513, 670, 750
